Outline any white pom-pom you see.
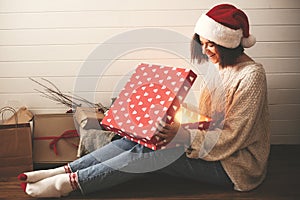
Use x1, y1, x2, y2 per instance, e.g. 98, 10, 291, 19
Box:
241, 34, 256, 48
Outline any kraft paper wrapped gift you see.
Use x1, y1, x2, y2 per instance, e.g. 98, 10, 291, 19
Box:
101, 63, 197, 150
33, 114, 79, 164
74, 107, 105, 129
0, 106, 33, 177
0, 123, 33, 177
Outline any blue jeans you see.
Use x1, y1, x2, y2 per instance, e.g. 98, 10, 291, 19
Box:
69, 138, 232, 194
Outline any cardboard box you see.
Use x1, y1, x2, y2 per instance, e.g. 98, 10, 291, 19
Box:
0, 123, 33, 177
33, 114, 79, 164
101, 63, 197, 150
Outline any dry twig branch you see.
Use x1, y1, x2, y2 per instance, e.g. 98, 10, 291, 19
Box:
29, 77, 108, 112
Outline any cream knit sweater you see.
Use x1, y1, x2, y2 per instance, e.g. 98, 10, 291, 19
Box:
185, 61, 270, 191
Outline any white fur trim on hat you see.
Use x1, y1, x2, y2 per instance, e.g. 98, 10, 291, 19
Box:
194, 14, 243, 49
241, 34, 256, 48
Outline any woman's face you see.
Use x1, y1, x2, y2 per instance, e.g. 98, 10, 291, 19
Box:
199, 36, 220, 64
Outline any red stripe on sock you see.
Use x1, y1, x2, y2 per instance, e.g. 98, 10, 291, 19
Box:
64, 164, 72, 173
68, 173, 75, 190
72, 173, 79, 190
69, 173, 79, 191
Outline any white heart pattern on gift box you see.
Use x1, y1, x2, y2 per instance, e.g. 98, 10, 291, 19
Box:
101, 63, 197, 150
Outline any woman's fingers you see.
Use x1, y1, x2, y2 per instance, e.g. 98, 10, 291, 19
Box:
156, 121, 170, 131
154, 132, 170, 146
154, 120, 182, 146
156, 140, 168, 146
156, 120, 176, 132
154, 132, 168, 139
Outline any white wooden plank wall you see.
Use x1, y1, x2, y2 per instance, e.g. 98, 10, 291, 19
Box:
0, 0, 299, 144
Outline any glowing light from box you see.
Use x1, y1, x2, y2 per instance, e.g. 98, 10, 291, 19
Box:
174, 106, 211, 124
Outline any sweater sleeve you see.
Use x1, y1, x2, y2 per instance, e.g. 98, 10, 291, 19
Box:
186, 68, 267, 161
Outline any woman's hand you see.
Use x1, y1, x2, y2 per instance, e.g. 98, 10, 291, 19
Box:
154, 120, 181, 146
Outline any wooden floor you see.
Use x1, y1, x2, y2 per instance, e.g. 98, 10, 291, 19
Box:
1, 145, 299, 200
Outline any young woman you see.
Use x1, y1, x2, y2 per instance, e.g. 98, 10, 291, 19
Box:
19, 4, 270, 197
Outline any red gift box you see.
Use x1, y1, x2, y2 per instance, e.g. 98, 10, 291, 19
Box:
101, 63, 197, 150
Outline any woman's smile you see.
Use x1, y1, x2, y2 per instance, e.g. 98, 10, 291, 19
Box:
200, 36, 220, 64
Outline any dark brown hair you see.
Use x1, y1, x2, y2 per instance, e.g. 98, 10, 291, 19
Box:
190, 33, 244, 68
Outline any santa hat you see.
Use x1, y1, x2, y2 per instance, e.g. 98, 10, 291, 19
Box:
194, 4, 256, 48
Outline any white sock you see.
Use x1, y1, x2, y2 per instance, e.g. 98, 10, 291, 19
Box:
24, 173, 78, 198
19, 165, 70, 183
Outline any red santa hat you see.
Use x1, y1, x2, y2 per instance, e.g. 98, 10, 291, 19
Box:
194, 4, 256, 48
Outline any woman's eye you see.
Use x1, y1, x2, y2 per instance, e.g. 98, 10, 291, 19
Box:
208, 43, 214, 47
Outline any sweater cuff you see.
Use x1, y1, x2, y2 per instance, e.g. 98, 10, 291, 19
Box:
188, 129, 200, 145
185, 128, 208, 159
